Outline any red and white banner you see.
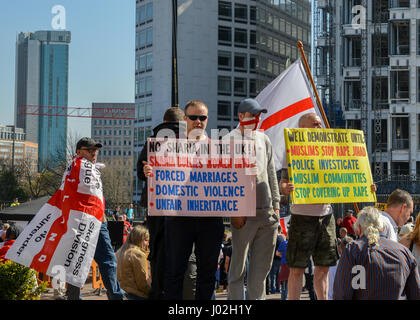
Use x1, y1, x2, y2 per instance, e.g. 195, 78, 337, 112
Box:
6, 155, 105, 288
279, 216, 291, 236
257, 59, 326, 171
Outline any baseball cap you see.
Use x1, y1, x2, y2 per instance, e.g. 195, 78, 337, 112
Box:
76, 137, 103, 150
238, 98, 267, 115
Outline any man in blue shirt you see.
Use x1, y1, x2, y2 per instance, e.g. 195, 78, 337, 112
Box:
125, 203, 134, 225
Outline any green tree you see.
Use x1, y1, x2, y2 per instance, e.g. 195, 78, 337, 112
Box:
0, 170, 27, 203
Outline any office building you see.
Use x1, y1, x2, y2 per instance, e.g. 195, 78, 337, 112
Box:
91, 102, 135, 204
0, 124, 38, 174
314, 0, 420, 196
133, 0, 312, 204
14, 30, 71, 169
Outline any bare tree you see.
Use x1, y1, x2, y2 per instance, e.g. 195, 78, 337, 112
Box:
100, 156, 133, 208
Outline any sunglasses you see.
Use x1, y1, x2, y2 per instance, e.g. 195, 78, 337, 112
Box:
186, 115, 208, 121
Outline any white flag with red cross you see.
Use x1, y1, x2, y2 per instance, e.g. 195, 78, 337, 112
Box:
6, 155, 105, 288
257, 59, 326, 171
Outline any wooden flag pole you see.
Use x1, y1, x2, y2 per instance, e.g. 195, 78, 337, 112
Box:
296, 41, 360, 214
297, 41, 330, 129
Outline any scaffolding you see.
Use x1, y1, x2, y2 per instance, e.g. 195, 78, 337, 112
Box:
313, 0, 339, 127
372, 0, 386, 180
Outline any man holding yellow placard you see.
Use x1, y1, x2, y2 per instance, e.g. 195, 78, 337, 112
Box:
280, 113, 377, 300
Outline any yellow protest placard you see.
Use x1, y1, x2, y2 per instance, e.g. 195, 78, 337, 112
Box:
375, 203, 387, 211
284, 128, 376, 204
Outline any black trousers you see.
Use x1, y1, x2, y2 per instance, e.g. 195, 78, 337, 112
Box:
164, 217, 224, 300
147, 216, 166, 300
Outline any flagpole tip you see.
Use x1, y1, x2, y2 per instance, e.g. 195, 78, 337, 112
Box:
297, 41, 303, 48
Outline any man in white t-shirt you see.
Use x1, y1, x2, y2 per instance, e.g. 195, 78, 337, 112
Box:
280, 113, 377, 300
378, 189, 414, 242
280, 113, 337, 300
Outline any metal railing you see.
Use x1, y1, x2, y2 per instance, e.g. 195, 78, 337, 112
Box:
392, 138, 409, 150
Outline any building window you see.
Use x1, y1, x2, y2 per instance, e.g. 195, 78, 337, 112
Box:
250, 55, 256, 73
234, 77, 247, 96
137, 102, 145, 121
218, 51, 232, 70
390, 21, 409, 55
218, 76, 231, 95
234, 3, 247, 23
217, 101, 231, 121
390, 70, 409, 103
234, 28, 247, 47
138, 2, 153, 24
391, 162, 409, 175
250, 30, 256, 49
392, 116, 409, 150
145, 76, 152, 95
218, 26, 232, 45
145, 101, 152, 121
250, 6, 256, 24
249, 79, 257, 97
233, 102, 240, 121
139, 55, 146, 72
234, 53, 247, 72
139, 27, 153, 48
218, 1, 232, 21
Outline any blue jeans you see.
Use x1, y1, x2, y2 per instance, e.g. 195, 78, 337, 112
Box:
280, 280, 288, 300
67, 221, 126, 300
269, 259, 281, 292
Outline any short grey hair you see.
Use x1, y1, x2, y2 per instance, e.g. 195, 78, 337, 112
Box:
298, 112, 318, 127
386, 189, 413, 209
353, 206, 384, 246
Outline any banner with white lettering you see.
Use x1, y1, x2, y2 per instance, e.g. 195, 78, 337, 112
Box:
147, 138, 256, 217
6, 155, 105, 288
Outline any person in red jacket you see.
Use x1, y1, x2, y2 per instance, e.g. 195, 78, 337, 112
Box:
118, 215, 132, 244
342, 210, 357, 239
0, 224, 23, 263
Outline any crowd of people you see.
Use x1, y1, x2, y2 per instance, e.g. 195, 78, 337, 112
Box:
1, 98, 419, 301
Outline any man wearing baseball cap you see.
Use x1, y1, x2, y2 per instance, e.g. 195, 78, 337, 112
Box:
342, 209, 357, 239
66, 137, 126, 300
224, 98, 281, 300
75, 137, 103, 163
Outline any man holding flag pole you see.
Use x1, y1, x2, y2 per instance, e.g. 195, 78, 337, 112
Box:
255, 42, 376, 299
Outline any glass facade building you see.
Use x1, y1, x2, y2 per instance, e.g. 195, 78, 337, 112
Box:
132, 0, 311, 210
15, 31, 71, 169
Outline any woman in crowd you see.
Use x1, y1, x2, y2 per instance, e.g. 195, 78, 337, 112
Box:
116, 225, 151, 300
399, 214, 420, 271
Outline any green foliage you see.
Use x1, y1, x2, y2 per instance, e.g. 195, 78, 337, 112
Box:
0, 260, 48, 300
0, 170, 28, 203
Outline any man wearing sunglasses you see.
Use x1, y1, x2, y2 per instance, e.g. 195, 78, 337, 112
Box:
224, 98, 281, 300
143, 100, 224, 300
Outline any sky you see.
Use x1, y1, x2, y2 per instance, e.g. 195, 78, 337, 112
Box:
0, 0, 135, 139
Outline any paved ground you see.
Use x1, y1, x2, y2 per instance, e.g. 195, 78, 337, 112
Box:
41, 281, 310, 301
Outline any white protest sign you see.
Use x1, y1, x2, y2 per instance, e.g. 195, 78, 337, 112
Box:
147, 138, 256, 217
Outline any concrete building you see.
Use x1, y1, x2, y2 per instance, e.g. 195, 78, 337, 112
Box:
313, 0, 420, 197
91, 103, 135, 206
133, 0, 312, 204
14, 31, 71, 169
0, 124, 38, 174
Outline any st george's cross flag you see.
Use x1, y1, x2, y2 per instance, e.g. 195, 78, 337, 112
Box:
279, 215, 291, 236
257, 59, 326, 171
6, 155, 105, 288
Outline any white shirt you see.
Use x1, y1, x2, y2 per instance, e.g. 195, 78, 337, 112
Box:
380, 211, 398, 242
